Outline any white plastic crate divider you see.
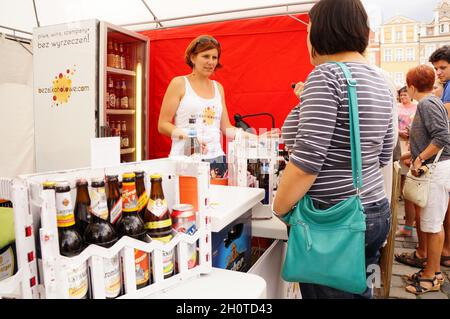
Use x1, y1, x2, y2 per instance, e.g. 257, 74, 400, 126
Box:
0, 178, 37, 299
17, 158, 212, 299
227, 134, 278, 206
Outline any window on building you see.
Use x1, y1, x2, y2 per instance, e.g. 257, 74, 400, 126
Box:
384, 49, 392, 62
396, 31, 403, 41
406, 48, 414, 61
441, 24, 445, 33
395, 72, 404, 86
426, 45, 435, 59
395, 48, 404, 62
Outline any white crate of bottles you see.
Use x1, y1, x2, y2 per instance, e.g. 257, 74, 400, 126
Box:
14, 158, 211, 299
0, 178, 38, 299
227, 131, 278, 217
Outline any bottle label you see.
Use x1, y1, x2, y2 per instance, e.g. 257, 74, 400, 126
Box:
153, 234, 174, 277
89, 187, 109, 220
147, 198, 168, 218
56, 192, 75, 227
122, 182, 137, 212
66, 261, 88, 299
145, 219, 172, 230
121, 96, 128, 109
136, 192, 149, 212
0, 245, 14, 281
109, 93, 116, 109
134, 249, 149, 286
110, 197, 123, 224
104, 255, 121, 298
107, 53, 115, 67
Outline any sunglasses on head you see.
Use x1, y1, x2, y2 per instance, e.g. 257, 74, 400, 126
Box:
195, 36, 219, 47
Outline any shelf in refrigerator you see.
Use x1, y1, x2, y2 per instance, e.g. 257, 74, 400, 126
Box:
120, 147, 135, 155
106, 109, 136, 115
106, 66, 136, 76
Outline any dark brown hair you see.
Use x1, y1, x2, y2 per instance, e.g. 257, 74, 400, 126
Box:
429, 46, 450, 64
406, 65, 435, 92
184, 35, 222, 69
308, 0, 370, 57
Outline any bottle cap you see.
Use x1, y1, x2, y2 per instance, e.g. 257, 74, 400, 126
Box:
134, 171, 144, 178
150, 174, 162, 179
42, 181, 56, 189
75, 178, 88, 186
123, 172, 136, 179
91, 177, 105, 186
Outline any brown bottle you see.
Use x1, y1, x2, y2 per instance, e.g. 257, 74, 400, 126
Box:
134, 171, 148, 220
116, 173, 149, 289
84, 178, 121, 299
144, 174, 174, 278
55, 181, 89, 299
74, 179, 91, 236
144, 174, 172, 236
107, 40, 114, 67
106, 175, 122, 225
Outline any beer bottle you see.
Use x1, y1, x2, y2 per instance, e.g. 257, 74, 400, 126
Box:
84, 178, 121, 299
119, 43, 126, 69
116, 173, 149, 289
144, 174, 174, 278
55, 181, 89, 299
74, 179, 91, 236
107, 40, 114, 67
135, 171, 148, 220
106, 175, 122, 225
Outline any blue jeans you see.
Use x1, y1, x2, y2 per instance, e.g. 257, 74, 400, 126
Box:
300, 198, 391, 299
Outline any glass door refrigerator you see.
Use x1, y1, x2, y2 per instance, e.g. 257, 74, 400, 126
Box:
33, 20, 148, 172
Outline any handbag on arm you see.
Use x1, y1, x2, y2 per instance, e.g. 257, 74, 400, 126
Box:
281, 62, 367, 294
402, 148, 444, 208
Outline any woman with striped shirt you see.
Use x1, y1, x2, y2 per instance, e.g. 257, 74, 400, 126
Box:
273, 0, 395, 299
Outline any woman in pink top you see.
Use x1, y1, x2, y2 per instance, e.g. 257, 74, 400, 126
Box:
397, 86, 418, 238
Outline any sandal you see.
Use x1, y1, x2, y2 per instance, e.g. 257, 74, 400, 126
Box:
396, 225, 413, 237
405, 276, 441, 295
395, 251, 427, 268
441, 255, 450, 267
406, 269, 445, 285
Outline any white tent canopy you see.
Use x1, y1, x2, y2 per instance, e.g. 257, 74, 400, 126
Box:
0, 0, 316, 39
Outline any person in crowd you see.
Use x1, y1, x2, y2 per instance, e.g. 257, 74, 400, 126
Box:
429, 46, 450, 269
273, 0, 394, 299
399, 65, 450, 295
396, 86, 419, 238
433, 79, 444, 99
158, 35, 277, 178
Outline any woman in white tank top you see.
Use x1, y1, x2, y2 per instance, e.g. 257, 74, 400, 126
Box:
158, 35, 245, 177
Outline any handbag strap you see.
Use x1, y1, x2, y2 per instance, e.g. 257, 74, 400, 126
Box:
333, 62, 363, 191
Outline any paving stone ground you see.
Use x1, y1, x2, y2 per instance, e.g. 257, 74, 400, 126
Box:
384, 200, 450, 299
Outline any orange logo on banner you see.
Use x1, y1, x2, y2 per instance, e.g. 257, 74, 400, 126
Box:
52, 66, 76, 106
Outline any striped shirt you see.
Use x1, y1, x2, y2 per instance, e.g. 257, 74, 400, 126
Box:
282, 62, 395, 205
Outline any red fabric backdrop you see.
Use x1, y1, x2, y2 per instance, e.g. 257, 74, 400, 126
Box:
140, 14, 313, 159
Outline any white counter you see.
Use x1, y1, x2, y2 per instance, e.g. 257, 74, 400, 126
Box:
206, 185, 264, 232
145, 268, 267, 299
252, 216, 288, 241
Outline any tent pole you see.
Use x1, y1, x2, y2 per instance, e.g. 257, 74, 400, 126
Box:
32, 0, 41, 27
140, 0, 163, 28
121, 1, 317, 28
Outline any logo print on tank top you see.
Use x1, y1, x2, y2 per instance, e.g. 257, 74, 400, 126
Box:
202, 106, 217, 125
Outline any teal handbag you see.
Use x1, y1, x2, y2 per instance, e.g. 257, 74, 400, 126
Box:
281, 62, 367, 294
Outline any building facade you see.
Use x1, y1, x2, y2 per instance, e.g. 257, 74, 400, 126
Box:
373, 0, 450, 88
